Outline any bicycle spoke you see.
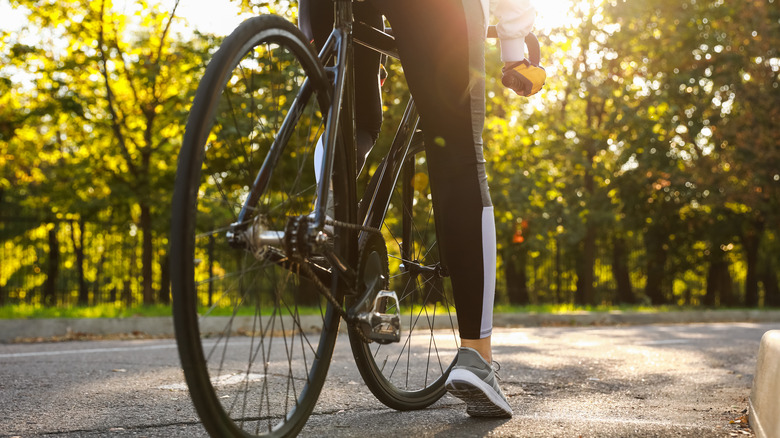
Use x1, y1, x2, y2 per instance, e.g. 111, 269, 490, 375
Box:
350, 144, 459, 409
171, 16, 341, 437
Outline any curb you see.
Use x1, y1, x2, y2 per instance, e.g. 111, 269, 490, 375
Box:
2, 310, 779, 343
749, 330, 780, 438
493, 309, 780, 327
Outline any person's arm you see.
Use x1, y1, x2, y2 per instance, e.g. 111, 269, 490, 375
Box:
494, 0, 546, 96
494, 0, 536, 63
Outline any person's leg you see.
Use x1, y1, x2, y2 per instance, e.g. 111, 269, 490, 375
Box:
373, 0, 495, 355
372, 0, 510, 418
461, 336, 493, 363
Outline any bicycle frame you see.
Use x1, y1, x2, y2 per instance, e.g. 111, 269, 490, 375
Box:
314, 0, 431, 293
230, 0, 422, 296
228, 0, 539, 299
312, 0, 413, 230
303, 1, 539, 239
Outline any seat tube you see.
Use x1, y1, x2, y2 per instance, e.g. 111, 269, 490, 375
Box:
335, 0, 357, 191
315, 0, 357, 230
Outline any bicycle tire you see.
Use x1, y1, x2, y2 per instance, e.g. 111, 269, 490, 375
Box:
349, 135, 459, 410
170, 15, 347, 438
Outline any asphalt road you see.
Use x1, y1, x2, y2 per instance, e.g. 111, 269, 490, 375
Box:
1, 322, 774, 437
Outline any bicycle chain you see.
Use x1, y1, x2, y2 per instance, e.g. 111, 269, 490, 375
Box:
294, 218, 382, 345
325, 218, 382, 236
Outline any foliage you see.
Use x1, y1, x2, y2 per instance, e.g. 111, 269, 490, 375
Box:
484, 0, 779, 306
1, 0, 778, 310
1, 0, 217, 305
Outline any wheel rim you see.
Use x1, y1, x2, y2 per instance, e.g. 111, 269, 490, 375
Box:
352, 149, 459, 407
172, 18, 340, 437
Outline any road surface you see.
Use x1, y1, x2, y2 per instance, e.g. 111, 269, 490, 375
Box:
1, 322, 772, 437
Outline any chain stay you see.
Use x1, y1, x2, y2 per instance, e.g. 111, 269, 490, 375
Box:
289, 217, 381, 344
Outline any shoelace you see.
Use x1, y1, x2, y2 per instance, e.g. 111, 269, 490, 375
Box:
492, 360, 502, 380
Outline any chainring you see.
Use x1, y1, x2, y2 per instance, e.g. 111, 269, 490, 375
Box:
350, 232, 390, 318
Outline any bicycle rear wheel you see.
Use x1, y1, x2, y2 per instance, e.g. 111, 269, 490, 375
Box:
170, 15, 348, 438
349, 136, 459, 410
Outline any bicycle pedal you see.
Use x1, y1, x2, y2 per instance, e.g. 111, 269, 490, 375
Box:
356, 290, 401, 344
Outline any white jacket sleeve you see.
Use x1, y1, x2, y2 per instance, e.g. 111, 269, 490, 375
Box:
493, 0, 536, 62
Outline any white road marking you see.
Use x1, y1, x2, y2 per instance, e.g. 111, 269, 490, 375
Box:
159, 372, 265, 391
0, 338, 263, 359
0, 343, 179, 359
643, 339, 689, 345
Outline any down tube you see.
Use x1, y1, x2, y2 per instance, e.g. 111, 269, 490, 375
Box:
312, 26, 355, 231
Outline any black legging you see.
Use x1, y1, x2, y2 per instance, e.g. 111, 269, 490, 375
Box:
300, 0, 496, 340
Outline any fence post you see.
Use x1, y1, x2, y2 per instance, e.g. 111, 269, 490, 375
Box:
208, 234, 215, 307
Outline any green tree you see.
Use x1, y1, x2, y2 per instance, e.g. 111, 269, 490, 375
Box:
606, 0, 780, 306
2, 0, 214, 305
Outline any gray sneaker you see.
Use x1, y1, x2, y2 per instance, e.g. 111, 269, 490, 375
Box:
445, 347, 513, 418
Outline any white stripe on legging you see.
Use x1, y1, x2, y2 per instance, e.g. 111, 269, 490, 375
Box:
481, 206, 497, 338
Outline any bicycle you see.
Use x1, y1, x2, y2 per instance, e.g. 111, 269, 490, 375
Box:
170, 1, 540, 436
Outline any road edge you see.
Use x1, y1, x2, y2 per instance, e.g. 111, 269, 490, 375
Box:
2, 309, 779, 343
749, 330, 780, 438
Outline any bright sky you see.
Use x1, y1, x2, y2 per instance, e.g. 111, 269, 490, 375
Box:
532, 0, 577, 30
151, 0, 577, 35
0, 1, 25, 31
0, 0, 575, 36
0, 0, 252, 36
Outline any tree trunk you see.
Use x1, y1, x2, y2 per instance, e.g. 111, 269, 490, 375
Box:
577, 132, 597, 306
122, 280, 133, 307
504, 247, 529, 305
555, 237, 562, 303
576, 227, 596, 305
159, 251, 171, 305
140, 202, 154, 305
644, 229, 668, 305
763, 268, 780, 307
706, 249, 735, 306
95, 251, 107, 305
44, 223, 60, 306
719, 263, 737, 307
704, 254, 717, 307
612, 236, 634, 304
71, 219, 89, 306
741, 218, 764, 307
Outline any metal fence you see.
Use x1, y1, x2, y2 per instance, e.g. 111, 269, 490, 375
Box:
0, 217, 167, 307
0, 217, 746, 308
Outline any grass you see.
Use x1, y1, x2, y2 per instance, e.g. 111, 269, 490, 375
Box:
0, 302, 770, 319
492, 303, 669, 314
0, 303, 174, 319
0, 303, 332, 319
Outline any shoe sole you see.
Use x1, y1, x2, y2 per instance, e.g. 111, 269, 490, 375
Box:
445, 369, 513, 418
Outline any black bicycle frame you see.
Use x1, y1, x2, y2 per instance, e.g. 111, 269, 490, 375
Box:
313, 1, 425, 278
315, 0, 410, 231
230, 0, 427, 299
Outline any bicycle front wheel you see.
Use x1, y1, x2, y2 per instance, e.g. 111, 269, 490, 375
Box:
170, 15, 347, 438
349, 137, 459, 410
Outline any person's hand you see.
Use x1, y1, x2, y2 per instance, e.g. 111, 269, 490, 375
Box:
501, 60, 546, 97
